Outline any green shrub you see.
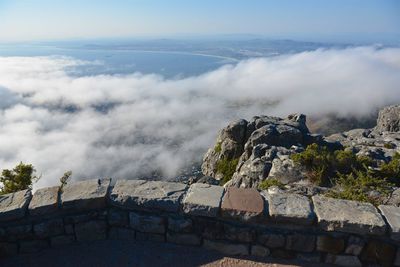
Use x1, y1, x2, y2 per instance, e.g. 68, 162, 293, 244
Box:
326, 168, 392, 206
214, 142, 222, 153
377, 153, 400, 186
258, 179, 285, 190
0, 162, 40, 194
384, 143, 395, 149
217, 157, 239, 185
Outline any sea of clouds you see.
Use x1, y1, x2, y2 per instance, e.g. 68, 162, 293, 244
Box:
0, 46, 399, 189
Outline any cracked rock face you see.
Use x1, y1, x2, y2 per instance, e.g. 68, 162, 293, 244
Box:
202, 113, 318, 188
376, 105, 400, 132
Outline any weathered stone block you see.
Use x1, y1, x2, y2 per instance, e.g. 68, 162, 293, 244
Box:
221, 187, 264, 221
251, 245, 270, 257
167, 232, 201, 246
257, 233, 285, 248
395, 248, 400, 266
28, 186, 59, 216
270, 249, 295, 259
266, 192, 314, 225
65, 224, 74, 235
109, 227, 136, 240
379, 205, 400, 241
108, 209, 129, 226
75, 220, 107, 241
129, 212, 165, 234
135, 232, 165, 242
360, 240, 396, 266
224, 224, 255, 242
296, 253, 321, 263
0, 190, 31, 222
316, 235, 345, 254
51, 235, 75, 247
109, 180, 187, 212
345, 236, 365, 256
34, 219, 64, 238
325, 254, 362, 267
20, 240, 49, 254
61, 178, 111, 211
182, 183, 224, 217
0, 242, 18, 256
203, 239, 249, 256
6, 224, 32, 241
286, 234, 315, 252
312, 195, 386, 235
168, 217, 193, 233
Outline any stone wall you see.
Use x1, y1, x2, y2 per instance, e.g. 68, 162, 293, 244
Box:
0, 179, 399, 266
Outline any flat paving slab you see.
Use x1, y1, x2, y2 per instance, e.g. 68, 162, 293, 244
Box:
182, 183, 224, 217
109, 180, 187, 212
0, 189, 32, 222
61, 179, 111, 211
221, 187, 264, 221
378, 205, 400, 241
312, 195, 386, 236
29, 186, 59, 216
265, 192, 315, 225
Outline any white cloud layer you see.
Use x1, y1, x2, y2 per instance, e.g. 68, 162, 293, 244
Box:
0, 47, 399, 189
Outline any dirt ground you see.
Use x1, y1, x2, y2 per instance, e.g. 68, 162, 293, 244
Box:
1, 239, 333, 267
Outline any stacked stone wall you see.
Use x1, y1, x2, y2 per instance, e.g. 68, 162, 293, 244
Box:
0, 179, 399, 266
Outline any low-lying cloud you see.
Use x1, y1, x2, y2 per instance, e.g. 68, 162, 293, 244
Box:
0, 46, 399, 189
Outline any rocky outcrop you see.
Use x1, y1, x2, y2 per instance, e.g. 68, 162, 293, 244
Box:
202, 105, 400, 189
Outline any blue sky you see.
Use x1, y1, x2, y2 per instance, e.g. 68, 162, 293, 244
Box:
0, 0, 399, 42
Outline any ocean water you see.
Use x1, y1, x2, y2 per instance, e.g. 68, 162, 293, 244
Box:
0, 44, 237, 78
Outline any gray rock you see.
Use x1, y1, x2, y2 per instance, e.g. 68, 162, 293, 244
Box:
135, 232, 165, 242
107, 209, 129, 226
75, 220, 107, 241
61, 178, 111, 211
182, 183, 224, 217
251, 245, 270, 257
296, 253, 321, 263
168, 217, 193, 233
0, 189, 32, 222
345, 236, 365, 256
28, 186, 59, 216
167, 232, 201, 246
387, 188, 400, 206
51, 235, 75, 247
286, 234, 315, 252
109, 227, 136, 240
20, 240, 49, 254
228, 158, 272, 188
196, 176, 219, 185
326, 254, 362, 267
316, 235, 345, 254
109, 180, 187, 212
6, 224, 33, 241
257, 233, 285, 248
312, 195, 386, 235
34, 219, 64, 238
203, 239, 249, 256
129, 212, 165, 234
265, 192, 315, 225
224, 225, 255, 242
376, 105, 400, 132
267, 157, 305, 184
378, 205, 400, 241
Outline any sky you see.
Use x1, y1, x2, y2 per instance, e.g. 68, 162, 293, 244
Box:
0, 0, 399, 43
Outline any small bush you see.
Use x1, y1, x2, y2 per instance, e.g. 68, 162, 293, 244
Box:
384, 143, 395, 149
217, 157, 239, 185
214, 142, 222, 153
0, 162, 40, 194
258, 179, 285, 190
326, 168, 392, 206
377, 153, 400, 186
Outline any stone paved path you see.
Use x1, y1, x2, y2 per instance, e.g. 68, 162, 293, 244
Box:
0, 239, 333, 267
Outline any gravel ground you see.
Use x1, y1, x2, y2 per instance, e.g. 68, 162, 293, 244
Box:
0, 240, 333, 267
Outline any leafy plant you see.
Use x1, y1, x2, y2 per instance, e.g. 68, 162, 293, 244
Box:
214, 142, 222, 153
217, 157, 239, 185
59, 171, 72, 193
258, 178, 285, 190
377, 153, 400, 186
0, 162, 40, 194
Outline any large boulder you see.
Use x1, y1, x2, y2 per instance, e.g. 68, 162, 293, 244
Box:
376, 105, 400, 132
202, 113, 313, 188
